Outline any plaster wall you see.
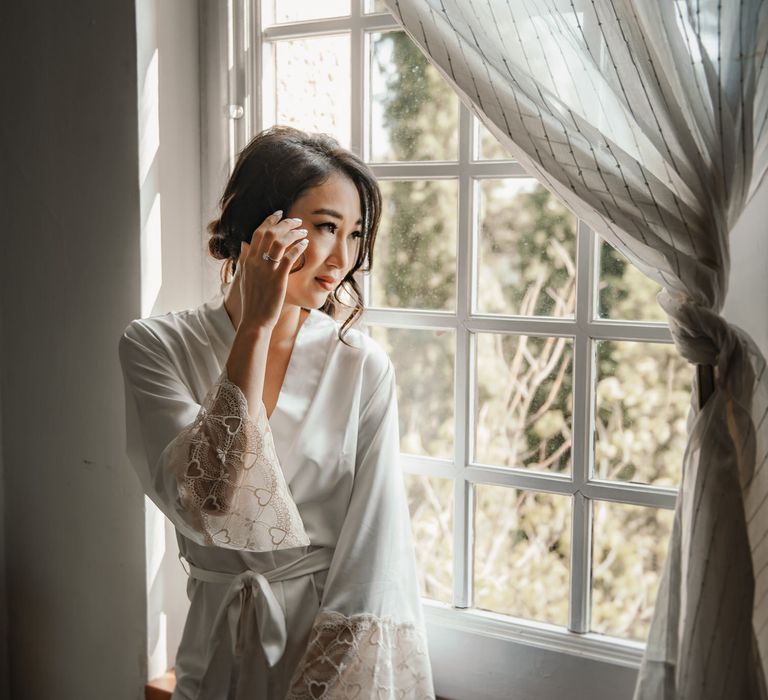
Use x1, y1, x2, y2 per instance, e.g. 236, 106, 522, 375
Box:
0, 2, 146, 698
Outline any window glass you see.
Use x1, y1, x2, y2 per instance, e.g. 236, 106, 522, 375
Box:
592, 502, 674, 640
476, 119, 513, 160
598, 239, 667, 322
475, 485, 571, 626
594, 340, 691, 487
475, 333, 573, 474
369, 326, 455, 460
405, 473, 454, 604
364, 0, 388, 12
372, 179, 458, 311
264, 35, 351, 147
265, 0, 350, 25
476, 179, 577, 317
368, 31, 459, 161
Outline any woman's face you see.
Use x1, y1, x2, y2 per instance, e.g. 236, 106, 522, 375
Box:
283, 172, 364, 309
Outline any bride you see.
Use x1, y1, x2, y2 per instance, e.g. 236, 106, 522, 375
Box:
119, 125, 436, 699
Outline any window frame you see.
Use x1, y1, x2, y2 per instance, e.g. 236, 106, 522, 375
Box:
201, 0, 679, 680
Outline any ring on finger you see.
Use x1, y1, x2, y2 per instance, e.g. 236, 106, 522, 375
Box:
263, 229, 306, 264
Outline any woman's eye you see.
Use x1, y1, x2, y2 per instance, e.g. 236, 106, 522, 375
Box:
317, 222, 362, 240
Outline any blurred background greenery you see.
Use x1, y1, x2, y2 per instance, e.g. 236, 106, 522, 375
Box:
366, 30, 692, 643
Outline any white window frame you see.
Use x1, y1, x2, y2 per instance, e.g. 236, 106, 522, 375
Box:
200, 1, 679, 695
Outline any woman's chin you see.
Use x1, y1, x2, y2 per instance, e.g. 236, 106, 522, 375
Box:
299, 291, 329, 309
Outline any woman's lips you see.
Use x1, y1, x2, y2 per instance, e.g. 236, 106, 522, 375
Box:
315, 277, 335, 290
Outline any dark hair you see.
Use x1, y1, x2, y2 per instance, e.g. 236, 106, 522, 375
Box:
207, 125, 382, 345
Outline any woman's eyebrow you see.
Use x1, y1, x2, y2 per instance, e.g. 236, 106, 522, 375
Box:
312, 208, 363, 225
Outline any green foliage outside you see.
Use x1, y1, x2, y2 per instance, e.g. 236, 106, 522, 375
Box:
369, 31, 692, 642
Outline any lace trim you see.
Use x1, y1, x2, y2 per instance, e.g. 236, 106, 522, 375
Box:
286, 610, 435, 700
172, 371, 310, 551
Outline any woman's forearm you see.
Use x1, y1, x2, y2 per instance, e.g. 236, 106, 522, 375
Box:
225, 323, 272, 417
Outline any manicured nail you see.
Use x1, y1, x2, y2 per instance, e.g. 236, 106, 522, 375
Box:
294, 229, 308, 235
289, 217, 302, 223
272, 210, 283, 219
297, 239, 308, 246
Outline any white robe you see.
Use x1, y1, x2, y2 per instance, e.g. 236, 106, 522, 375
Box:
118, 289, 435, 700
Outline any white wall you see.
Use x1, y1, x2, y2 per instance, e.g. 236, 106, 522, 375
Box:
723, 176, 768, 358
0, 2, 146, 698
134, 0, 203, 679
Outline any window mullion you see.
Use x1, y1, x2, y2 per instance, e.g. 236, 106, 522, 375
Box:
350, 1, 363, 157
569, 220, 598, 634
453, 103, 474, 610
245, 0, 260, 143
228, 0, 248, 161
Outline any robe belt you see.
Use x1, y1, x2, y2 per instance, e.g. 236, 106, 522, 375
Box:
179, 546, 334, 696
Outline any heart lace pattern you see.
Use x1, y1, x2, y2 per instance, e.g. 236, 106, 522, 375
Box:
286, 611, 435, 699
172, 371, 310, 551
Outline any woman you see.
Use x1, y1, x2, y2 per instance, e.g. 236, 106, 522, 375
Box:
118, 125, 436, 700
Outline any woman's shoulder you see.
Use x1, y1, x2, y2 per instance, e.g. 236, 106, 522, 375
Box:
121, 306, 200, 350
318, 311, 394, 394
119, 303, 211, 372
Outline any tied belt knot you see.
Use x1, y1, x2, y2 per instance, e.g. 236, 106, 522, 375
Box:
179, 546, 334, 698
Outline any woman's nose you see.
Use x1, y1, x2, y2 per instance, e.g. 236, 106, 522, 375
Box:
327, 236, 350, 270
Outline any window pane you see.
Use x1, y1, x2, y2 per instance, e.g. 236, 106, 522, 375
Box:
404, 473, 453, 604
368, 31, 459, 161
598, 239, 667, 322
594, 340, 692, 487
264, 35, 350, 148
266, 0, 350, 24
592, 502, 674, 641
475, 333, 573, 474
364, 0, 388, 12
476, 180, 577, 317
476, 119, 512, 161
474, 485, 571, 626
369, 326, 455, 459
372, 179, 457, 311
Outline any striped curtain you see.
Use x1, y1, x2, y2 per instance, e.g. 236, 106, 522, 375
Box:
382, 1, 768, 697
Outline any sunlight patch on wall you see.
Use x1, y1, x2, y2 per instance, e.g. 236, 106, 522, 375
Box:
145, 495, 168, 678
141, 193, 163, 317
139, 49, 160, 188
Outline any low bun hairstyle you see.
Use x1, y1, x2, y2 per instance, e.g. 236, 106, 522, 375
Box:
207, 125, 382, 344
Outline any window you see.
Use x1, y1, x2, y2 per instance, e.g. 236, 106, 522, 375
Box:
205, 0, 691, 683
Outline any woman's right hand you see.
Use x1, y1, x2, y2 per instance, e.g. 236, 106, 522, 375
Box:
234, 210, 309, 332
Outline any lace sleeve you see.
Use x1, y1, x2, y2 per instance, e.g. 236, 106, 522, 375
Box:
285, 611, 434, 700
168, 369, 310, 551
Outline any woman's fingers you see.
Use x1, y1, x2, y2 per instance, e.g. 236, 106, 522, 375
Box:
263, 227, 308, 263
248, 210, 304, 260
277, 238, 309, 276
235, 211, 309, 330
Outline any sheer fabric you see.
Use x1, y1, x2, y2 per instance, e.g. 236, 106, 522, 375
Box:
383, 1, 768, 696
286, 611, 434, 699
172, 370, 309, 551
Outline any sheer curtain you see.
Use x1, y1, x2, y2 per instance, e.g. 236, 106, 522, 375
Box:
382, 0, 768, 697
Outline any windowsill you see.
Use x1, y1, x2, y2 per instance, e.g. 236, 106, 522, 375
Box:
146, 670, 176, 700
144, 604, 642, 700
424, 599, 645, 668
